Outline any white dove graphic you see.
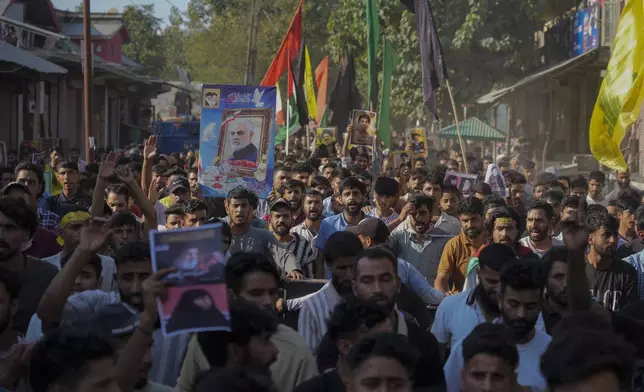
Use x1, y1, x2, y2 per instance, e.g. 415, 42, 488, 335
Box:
253, 89, 265, 107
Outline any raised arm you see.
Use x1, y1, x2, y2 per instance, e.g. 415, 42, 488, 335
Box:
116, 166, 157, 234
37, 219, 112, 326
140, 136, 157, 196
90, 152, 119, 217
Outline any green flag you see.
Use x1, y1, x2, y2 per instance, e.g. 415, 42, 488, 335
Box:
275, 93, 301, 145
366, 0, 379, 111
377, 38, 398, 149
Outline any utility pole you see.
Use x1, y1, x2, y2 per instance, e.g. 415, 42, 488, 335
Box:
244, 0, 259, 85
83, 0, 93, 162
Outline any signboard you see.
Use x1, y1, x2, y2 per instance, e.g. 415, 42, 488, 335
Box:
150, 224, 230, 336
444, 170, 478, 196
573, 3, 599, 56
199, 85, 277, 198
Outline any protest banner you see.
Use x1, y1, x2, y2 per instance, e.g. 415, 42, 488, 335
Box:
150, 223, 230, 336
485, 163, 507, 197
406, 128, 427, 156
31, 152, 45, 165
199, 85, 277, 198
444, 170, 478, 196
391, 150, 411, 168
316, 127, 337, 147
350, 109, 377, 148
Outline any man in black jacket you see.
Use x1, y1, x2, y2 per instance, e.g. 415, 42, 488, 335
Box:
314, 247, 445, 390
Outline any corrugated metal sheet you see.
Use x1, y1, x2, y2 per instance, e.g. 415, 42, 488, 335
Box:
437, 117, 506, 141
61, 22, 123, 38
475, 49, 599, 104
0, 43, 66, 73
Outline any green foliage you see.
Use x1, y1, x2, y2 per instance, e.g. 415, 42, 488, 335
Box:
122, 4, 164, 75
121, 0, 540, 128
326, 0, 541, 126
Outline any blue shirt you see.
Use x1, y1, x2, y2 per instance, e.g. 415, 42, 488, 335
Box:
624, 250, 644, 300
315, 213, 350, 251
322, 196, 334, 218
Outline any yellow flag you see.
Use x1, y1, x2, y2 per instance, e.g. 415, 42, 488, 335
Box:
590, 0, 644, 171
304, 46, 317, 120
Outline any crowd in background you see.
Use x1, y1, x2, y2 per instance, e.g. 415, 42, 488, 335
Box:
0, 127, 642, 392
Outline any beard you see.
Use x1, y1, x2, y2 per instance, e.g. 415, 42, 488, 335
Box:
465, 228, 482, 239
306, 209, 321, 221
547, 286, 568, 307
529, 228, 548, 242
595, 243, 616, 257
331, 278, 353, 296
370, 294, 395, 313
289, 201, 302, 211
503, 313, 537, 341
344, 202, 362, 216
476, 284, 499, 314
272, 223, 290, 236
121, 291, 144, 312
0, 241, 19, 262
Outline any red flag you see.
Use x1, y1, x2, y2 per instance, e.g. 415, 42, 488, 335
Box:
314, 56, 329, 123
261, 0, 303, 87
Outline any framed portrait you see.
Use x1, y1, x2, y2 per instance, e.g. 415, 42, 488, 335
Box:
406, 128, 427, 155
202, 88, 221, 109
351, 109, 377, 147
316, 127, 337, 146
391, 150, 411, 168
214, 108, 272, 178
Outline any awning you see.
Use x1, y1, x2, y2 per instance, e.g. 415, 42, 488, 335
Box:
476, 49, 599, 104
0, 43, 67, 74
438, 117, 506, 141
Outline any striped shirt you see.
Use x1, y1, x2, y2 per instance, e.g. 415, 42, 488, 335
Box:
366, 208, 399, 225
297, 282, 342, 354
291, 223, 319, 272
276, 233, 316, 278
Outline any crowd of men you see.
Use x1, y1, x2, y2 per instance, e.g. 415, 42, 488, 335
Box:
0, 132, 643, 392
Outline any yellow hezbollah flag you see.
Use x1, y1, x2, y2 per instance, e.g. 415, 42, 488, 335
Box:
303, 46, 317, 120
590, 0, 644, 171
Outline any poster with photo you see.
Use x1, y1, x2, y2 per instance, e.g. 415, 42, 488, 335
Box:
485, 164, 508, 197
444, 171, 478, 197
316, 127, 337, 146
150, 223, 230, 336
350, 110, 377, 147
406, 128, 427, 156
391, 150, 411, 168
199, 84, 276, 198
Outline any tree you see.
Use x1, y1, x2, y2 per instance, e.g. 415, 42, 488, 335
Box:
161, 7, 187, 81
122, 4, 164, 75
182, 0, 331, 85
326, 0, 540, 126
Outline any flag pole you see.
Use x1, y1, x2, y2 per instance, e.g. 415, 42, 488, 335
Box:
286, 99, 291, 155
445, 80, 469, 173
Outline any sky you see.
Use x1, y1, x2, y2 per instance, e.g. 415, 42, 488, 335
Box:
51, 0, 189, 24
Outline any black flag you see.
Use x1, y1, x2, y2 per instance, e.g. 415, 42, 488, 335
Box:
328, 54, 362, 143
407, 0, 448, 119
293, 43, 310, 126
